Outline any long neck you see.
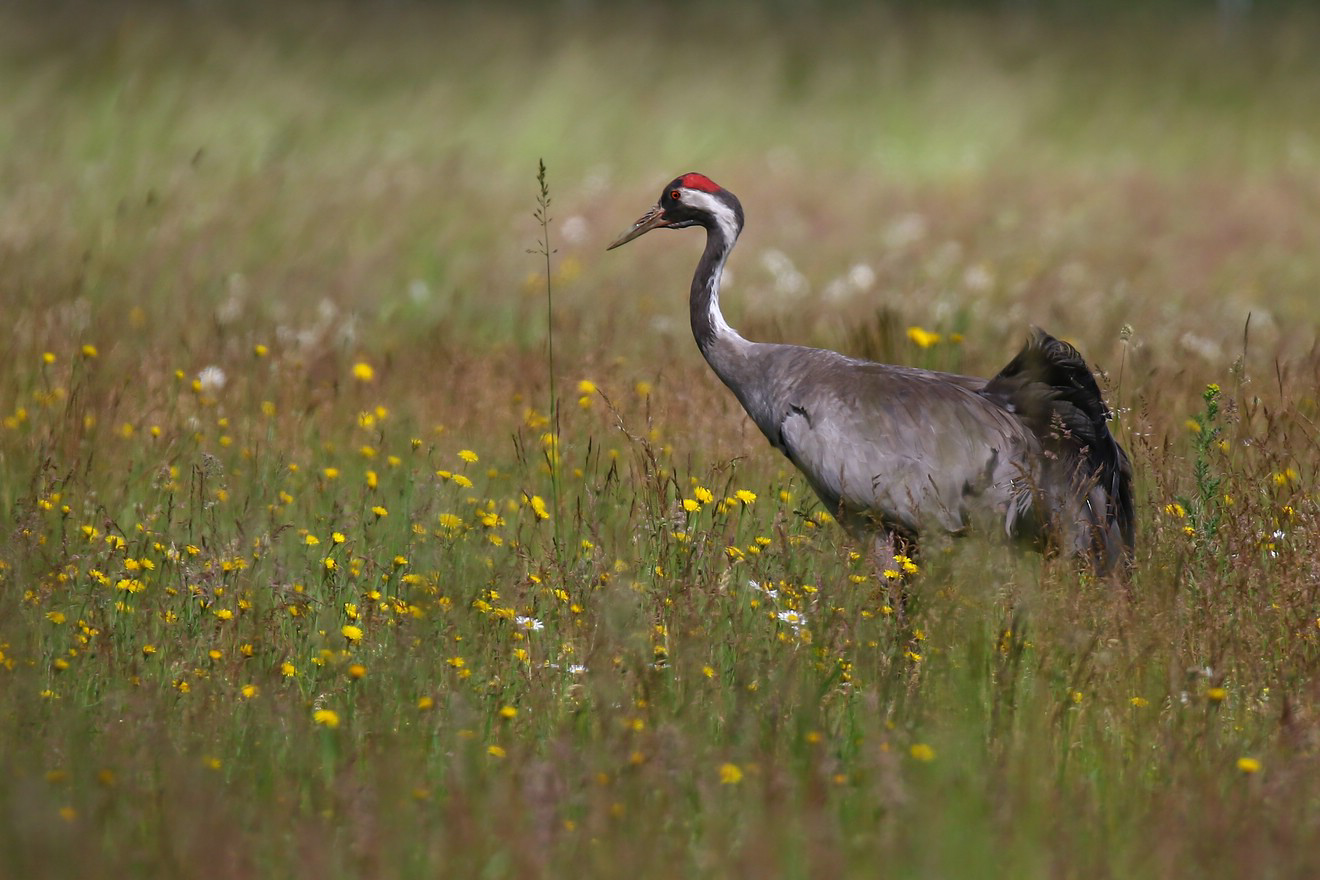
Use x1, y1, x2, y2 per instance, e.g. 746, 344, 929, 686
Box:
690, 220, 752, 379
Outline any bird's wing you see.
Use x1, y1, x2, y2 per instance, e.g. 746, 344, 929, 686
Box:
761, 353, 1039, 537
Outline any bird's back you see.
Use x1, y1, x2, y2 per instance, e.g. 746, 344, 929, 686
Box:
729, 343, 1043, 540
726, 332, 1133, 573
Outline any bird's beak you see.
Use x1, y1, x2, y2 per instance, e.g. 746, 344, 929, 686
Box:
607, 204, 670, 250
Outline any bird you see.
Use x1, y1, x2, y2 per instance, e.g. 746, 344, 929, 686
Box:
607, 172, 1134, 575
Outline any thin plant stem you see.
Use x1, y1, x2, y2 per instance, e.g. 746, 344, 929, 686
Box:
530, 158, 562, 556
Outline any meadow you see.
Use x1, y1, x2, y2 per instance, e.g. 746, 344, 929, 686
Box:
3, 3, 1320, 877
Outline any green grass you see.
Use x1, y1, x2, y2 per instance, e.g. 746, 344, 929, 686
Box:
3, 3, 1320, 877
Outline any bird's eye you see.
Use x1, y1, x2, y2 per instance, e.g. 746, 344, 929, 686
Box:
669, 189, 682, 201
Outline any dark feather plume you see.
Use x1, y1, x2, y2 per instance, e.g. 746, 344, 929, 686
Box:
981, 328, 1135, 573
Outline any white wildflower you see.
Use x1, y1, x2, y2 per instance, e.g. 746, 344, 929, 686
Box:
848, 263, 876, 291
777, 609, 806, 629
197, 366, 227, 393
561, 216, 590, 245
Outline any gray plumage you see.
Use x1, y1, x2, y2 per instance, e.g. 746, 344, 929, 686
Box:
609, 173, 1134, 575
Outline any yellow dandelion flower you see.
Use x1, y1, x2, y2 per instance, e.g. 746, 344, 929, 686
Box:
305, 534, 320, 546
332, 531, 346, 544
81, 344, 98, 358
323, 557, 337, 572
458, 449, 479, 463
499, 706, 518, 719
240, 684, 259, 699
313, 709, 340, 729
1130, 696, 1150, 708
734, 489, 757, 504
1273, 467, 1300, 486
694, 486, 714, 504
718, 762, 743, 785
322, 467, 340, 480
280, 661, 297, 677
341, 624, 363, 643
347, 663, 367, 679
910, 743, 936, 762
417, 696, 434, 710
1207, 687, 1227, 702
577, 379, 597, 394
214, 609, 233, 621
682, 498, 701, 512
906, 326, 940, 349
42, 352, 56, 364
1237, 757, 1261, 774
253, 343, 269, 357
351, 362, 375, 382
487, 745, 506, 758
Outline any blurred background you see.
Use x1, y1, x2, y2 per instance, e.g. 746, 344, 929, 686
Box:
2, 0, 1319, 433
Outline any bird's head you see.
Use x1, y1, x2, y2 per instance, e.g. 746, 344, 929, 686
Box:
607, 173, 743, 250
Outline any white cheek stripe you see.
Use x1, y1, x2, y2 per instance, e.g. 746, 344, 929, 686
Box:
685, 190, 740, 245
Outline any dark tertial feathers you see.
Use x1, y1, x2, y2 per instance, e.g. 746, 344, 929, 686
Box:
981, 328, 1135, 571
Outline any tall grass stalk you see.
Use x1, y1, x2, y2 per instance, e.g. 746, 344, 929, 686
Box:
530, 158, 562, 555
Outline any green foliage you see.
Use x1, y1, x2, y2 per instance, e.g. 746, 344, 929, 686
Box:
1181, 383, 1226, 542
